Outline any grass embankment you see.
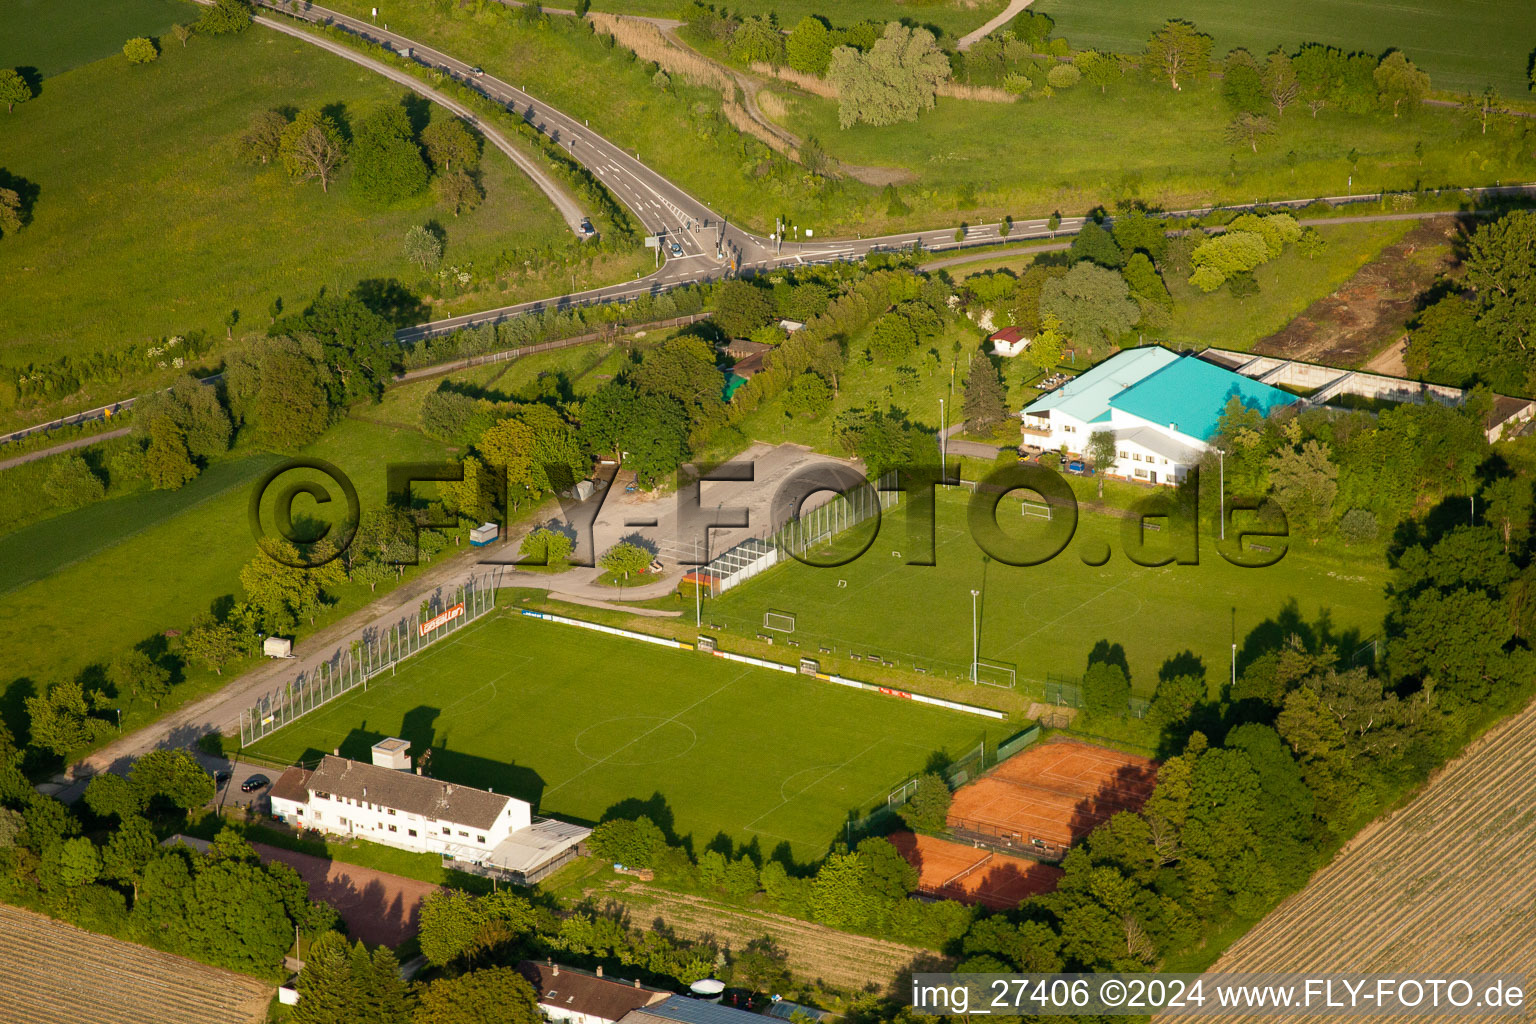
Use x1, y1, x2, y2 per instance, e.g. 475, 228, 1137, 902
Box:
0, 22, 630, 427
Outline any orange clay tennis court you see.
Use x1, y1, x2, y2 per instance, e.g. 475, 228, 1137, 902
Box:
888, 831, 1063, 910
947, 740, 1158, 850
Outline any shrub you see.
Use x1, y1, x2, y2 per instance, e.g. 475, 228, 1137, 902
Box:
588, 816, 666, 868
1338, 507, 1379, 545
1045, 63, 1081, 89
43, 454, 106, 508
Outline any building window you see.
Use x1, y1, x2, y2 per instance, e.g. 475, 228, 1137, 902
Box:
442, 827, 451, 835
1118, 450, 1128, 458
315, 792, 329, 800
314, 813, 322, 822
387, 808, 396, 816
477, 835, 486, 844
296, 808, 304, 816
388, 825, 398, 833
1135, 468, 1148, 479
408, 829, 418, 837
458, 830, 469, 838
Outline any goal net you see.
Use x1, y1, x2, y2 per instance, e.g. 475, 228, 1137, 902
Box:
1021, 499, 1052, 520
975, 660, 1017, 688
763, 610, 797, 633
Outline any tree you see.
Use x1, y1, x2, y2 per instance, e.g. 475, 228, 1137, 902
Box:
1293, 42, 1337, 117
0, 68, 30, 112
0, 187, 21, 236
421, 117, 479, 173
280, 108, 347, 192
1465, 86, 1502, 134
351, 102, 430, 205
1144, 20, 1211, 91
241, 110, 288, 165
240, 541, 345, 630
734, 937, 792, 995
577, 384, 689, 487
828, 23, 950, 128
519, 527, 573, 568
1087, 430, 1117, 497
43, 453, 106, 508
1374, 51, 1429, 117
144, 415, 198, 489
1464, 210, 1536, 363
1221, 49, 1265, 113
599, 541, 652, 580
587, 815, 666, 868
181, 617, 245, 674
276, 293, 400, 404
84, 773, 144, 821
869, 311, 916, 361
101, 815, 157, 897
1482, 477, 1532, 552
786, 16, 833, 76
107, 650, 171, 707
1110, 209, 1168, 262
1263, 50, 1298, 115
223, 335, 332, 450
172, 23, 193, 46
1040, 262, 1139, 344
404, 224, 444, 270
24, 680, 103, 756
136, 377, 231, 461
1188, 231, 1271, 291
197, 0, 251, 34
711, 280, 775, 337
962, 357, 1007, 434
48, 836, 102, 889
130, 749, 215, 812
415, 968, 539, 1024
123, 37, 158, 64
1074, 50, 1118, 93
784, 372, 833, 417
1069, 220, 1125, 268
1226, 111, 1276, 152
897, 773, 950, 832
1083, 660, 1131, 718
433, 169, 483, 216
1267, 439, 1338, 538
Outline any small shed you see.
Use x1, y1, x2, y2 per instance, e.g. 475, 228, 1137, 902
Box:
470, 522, 499, 546
263, 636, 293, 659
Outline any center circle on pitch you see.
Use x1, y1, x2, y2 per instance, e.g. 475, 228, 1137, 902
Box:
575, 717, 698, 765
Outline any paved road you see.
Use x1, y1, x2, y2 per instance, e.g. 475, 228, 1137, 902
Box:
0, 426, 132, 472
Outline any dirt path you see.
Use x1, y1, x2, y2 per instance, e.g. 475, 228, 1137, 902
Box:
599, 883, 948, 993
956, 0, 1033, 51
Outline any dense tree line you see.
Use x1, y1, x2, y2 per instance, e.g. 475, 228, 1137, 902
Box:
0, 735, 334, 976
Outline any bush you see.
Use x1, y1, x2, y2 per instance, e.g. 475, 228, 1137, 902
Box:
1338, 507, 1379, 545
43, 454, 106, 508
1045, 63, 1081, 89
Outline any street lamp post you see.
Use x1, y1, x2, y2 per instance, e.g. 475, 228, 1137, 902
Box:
970, 589, 981, 683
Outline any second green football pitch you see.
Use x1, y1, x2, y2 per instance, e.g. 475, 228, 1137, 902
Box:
248, 611, 994, 861
706, 490, 1389, 694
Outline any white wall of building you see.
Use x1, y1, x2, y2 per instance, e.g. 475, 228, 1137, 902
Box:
274, 787, 530, 856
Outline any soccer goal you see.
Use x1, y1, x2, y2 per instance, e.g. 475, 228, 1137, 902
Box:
763, 610, 797, 633
975, 660, 1017, 689
1021, 499, 1052, 520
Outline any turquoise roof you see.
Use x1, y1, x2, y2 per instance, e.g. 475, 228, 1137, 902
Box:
1109, 355, 1296, 441
1024, 346, 1179, 424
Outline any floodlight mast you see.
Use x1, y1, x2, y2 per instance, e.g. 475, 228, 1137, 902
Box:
970, 589, 981, 683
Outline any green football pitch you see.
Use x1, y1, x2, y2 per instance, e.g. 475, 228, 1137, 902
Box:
707, 490, 1389, 694
248, 612, 994, 861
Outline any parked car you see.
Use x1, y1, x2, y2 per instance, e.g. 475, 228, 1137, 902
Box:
579, 218, 595, 238
241, 774, 270, 793
213, 769, 231, 788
